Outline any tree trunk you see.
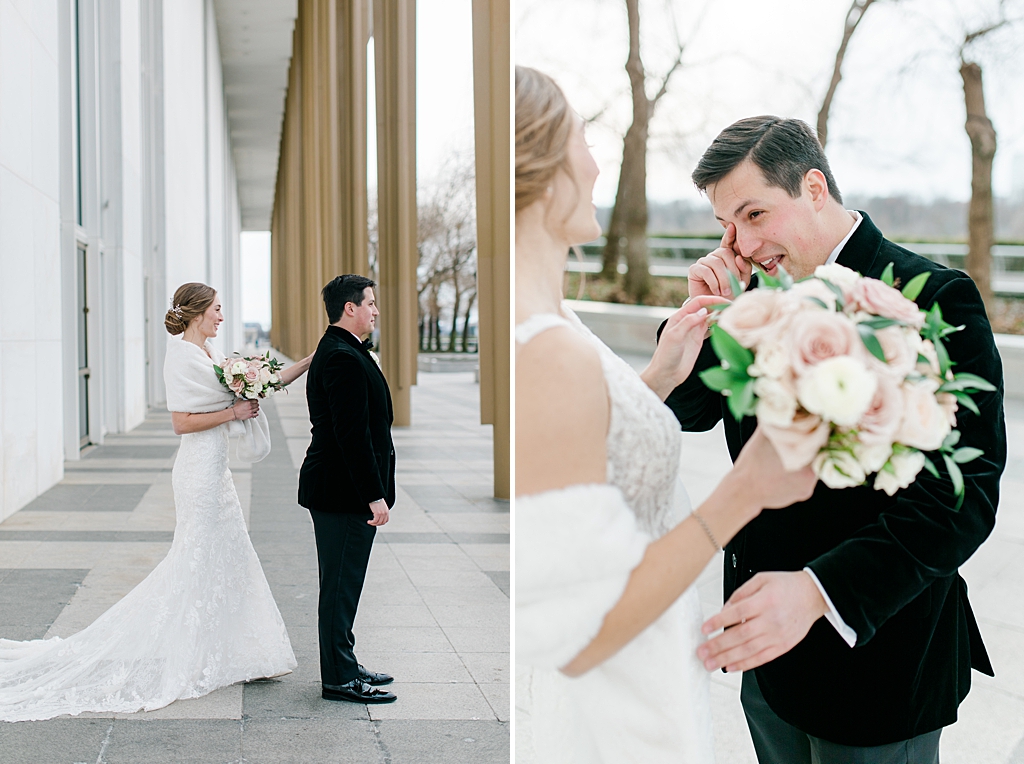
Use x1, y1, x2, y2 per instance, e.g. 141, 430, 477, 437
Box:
462, 290, 477, 352
449, 286, 462, 353
960, 60, 996, 316
817, 0, 876, 148
600, 0, 652, 301
600, 201, 624, 280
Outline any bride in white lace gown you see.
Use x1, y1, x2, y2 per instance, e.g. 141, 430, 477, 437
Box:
514, 67, 817, 762
0, 283, 310, 722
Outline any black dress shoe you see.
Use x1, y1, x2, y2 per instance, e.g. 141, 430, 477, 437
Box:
322, 679, 397, 704
358, 664, 394, 686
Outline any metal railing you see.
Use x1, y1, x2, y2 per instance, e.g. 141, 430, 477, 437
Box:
571, 238, 1024, 295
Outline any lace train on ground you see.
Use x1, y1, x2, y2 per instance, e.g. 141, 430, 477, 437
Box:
0, 425, 296, 722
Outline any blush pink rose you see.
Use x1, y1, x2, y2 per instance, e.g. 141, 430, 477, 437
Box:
937, 391, 959, 427
761, 410, 831, 471
850, 278, 925, 328
857, 373, 903, 445
244, 365, 260, 382
717, 290, 796, 349
789, 311, 862, 376
228, 376, 246, 395
895, 379, 951, 451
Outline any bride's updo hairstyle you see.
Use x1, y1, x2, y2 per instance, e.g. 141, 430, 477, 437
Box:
515, 66, 574, 213
164, 282, 217, 335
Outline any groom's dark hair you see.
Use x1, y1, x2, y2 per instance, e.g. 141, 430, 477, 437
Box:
692, 116, 843, 205
322, 274, 376, 324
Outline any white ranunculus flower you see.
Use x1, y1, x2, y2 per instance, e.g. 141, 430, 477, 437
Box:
754, 377, 798, 428
260, 367, 272, 384
269, 373, 280, 383
797, 356, 878, 426
854, 441, 893, 474
231, 361, 246, 375
245, 389, 259, 400
874, 449, 926, 496
813, 449, 866, 489
750, 340, 789, 379
814, 264, 860, 294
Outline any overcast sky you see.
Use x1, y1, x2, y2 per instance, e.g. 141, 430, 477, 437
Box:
516, 0, 1024, 207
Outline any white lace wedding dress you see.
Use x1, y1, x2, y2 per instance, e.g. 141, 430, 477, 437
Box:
0, 337, 296, 722
516, 306, 714, 763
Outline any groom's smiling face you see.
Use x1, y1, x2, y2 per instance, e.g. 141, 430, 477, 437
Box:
708, 159, 830, 281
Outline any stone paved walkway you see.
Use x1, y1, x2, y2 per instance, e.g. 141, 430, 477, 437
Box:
0, 371, 509, 763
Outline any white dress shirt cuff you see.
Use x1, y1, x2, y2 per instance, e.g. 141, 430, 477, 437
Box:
803, 567, 857, 647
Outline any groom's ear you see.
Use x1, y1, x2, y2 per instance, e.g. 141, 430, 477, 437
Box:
804, 169, 830, 211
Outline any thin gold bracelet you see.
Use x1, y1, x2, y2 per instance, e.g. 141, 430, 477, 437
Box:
692, 509, 721, 552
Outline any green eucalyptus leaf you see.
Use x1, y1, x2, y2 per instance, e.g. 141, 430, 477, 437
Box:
857, 324, 887, 362
942, 430, 961, 450
942, 452, 964, 502
952, 447, 984, 464
880, 262, 895, 287
818, 278, 846, 309
700, 366, 737, 393
727, 378, 757, 421
709, 326, 754, 375
901, 272, 930, 302
859, 317, 901, 331
805, 296, 830, 310
756, 266, 781, 289
952, 391, 980, 417
726, 270, 744, 299
952, 372, 996, 392
922, 457, 941, 479
934, 340, 952, 377
777, 264, 794, 290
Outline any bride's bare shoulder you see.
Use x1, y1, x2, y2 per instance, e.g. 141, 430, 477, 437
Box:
516, 327, 608, 494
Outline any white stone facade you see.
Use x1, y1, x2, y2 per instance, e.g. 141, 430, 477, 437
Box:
0, 0, 247, 520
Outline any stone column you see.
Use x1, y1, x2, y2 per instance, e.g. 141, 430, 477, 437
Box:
271, 0, 370, 360
372, 0, 418, 426
472, 0, 511, 499
336, 0, 369, 277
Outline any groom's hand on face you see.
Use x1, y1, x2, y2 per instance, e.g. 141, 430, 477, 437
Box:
696, 571, 828, 673
687, 223, 753, 300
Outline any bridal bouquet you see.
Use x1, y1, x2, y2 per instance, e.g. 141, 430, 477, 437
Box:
215, 352, 286, 400
700, 263, 994, 507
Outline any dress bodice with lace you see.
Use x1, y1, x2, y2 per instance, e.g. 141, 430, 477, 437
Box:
515, 305, 714, 763
0, 340, 295, 722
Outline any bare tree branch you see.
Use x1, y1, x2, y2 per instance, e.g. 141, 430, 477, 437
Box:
817, 0, 879, 147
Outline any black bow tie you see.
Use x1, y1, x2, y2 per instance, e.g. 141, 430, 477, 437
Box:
362, 339, 375, 352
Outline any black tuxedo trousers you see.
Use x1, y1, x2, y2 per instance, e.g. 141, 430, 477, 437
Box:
662, 213, 1006, 746
299, 326, 396, 687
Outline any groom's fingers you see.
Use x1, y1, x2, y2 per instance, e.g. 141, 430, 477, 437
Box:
689, 251, 747, 299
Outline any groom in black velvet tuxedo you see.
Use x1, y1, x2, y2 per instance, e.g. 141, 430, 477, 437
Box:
662, 117, 1006, 762
299, 274, 397, 704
